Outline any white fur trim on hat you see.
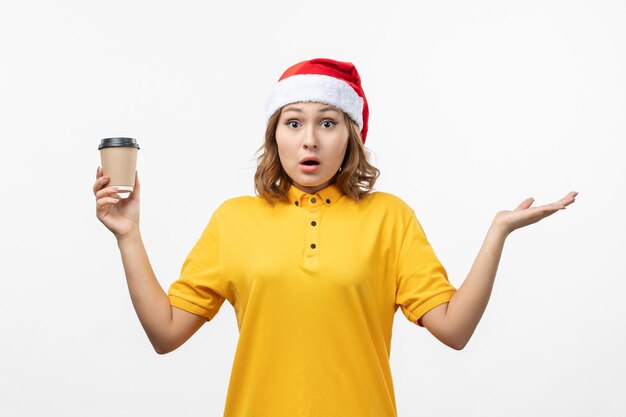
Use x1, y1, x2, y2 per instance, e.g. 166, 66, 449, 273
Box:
265, 74, 364, 129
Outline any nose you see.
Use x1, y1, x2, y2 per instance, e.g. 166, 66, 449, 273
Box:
302, 125, 318, 149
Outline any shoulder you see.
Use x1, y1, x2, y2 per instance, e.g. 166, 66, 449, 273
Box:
364, 191, 433, 243
214, 195, 260, 216
365, 190, 408, 205
361, 190, 415, 216
212, 194, 284, 220
350, 190, 419, 233
220, 194, 257, 208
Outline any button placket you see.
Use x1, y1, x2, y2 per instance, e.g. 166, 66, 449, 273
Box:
305, 197, 321, 260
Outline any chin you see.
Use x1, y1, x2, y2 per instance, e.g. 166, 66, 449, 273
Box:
292, 175, 332, 188
296, 179, 324, 187
286, 165, 338, 188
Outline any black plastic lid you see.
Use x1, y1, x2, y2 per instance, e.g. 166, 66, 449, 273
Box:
98, 137, 140, 150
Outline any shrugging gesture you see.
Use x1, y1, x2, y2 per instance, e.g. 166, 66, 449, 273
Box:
420, 191, 579, 350
493, 191, 579, 236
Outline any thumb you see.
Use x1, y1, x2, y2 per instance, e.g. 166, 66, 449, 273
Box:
133, 170, 140, 195
515, 197, 534, 211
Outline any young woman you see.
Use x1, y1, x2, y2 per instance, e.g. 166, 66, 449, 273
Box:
93, 58, 577, 416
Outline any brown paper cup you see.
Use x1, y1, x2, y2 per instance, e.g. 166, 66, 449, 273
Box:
99, 137, 140, 199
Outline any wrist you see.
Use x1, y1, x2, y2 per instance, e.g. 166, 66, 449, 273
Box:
489, 220, 510, 239
116, 228, 141, 246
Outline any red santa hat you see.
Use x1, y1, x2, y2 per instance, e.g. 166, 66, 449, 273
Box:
265, 58, 369, 144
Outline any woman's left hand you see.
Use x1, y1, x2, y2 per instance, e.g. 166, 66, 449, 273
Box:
492, 191, 578, 236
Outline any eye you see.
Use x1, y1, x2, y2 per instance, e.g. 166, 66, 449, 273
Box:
285, 119, 337, 129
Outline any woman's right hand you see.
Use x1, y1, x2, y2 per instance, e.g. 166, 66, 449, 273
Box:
94, 166, 141, 240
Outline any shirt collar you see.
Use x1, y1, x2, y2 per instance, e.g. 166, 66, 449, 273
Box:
287, 182, 345, 208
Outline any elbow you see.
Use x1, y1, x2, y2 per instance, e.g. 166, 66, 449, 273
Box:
155, 348, 168, 355
450, 338, 468, 351
447, 335, 468, 351
447, 324, 473, 350
149, 332, 177, 355
154, 345, 169, 355
153, 341, 174, 355
155, 342, 183, 355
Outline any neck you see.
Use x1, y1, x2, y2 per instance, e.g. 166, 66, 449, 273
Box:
292, 180, 332, 195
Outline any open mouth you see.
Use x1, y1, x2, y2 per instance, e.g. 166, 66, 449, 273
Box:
301, 160, 320, 165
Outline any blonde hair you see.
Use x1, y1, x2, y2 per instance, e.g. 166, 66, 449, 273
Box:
254, 107, 380, 205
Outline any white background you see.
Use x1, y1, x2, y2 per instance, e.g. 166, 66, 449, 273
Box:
1, 1, 624, 416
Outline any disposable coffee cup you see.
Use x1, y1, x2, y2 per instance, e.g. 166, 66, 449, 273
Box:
98, 137, 140, 199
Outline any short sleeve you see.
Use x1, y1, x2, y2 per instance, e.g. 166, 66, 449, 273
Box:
395, 210, 457, 327
167, 208, 227, 321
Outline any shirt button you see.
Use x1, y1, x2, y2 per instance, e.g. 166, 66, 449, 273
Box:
311, 221, 316, 226
326, 199, 331, 204
311, 197, 316, 203
311, 243, 316, 249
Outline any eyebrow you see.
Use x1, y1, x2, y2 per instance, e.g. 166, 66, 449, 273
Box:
282, 105, 341, 114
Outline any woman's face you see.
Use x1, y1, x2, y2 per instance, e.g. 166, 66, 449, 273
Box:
275, 101, 349, 194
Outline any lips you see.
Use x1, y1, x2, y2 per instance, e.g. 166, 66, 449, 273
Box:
300, 156, 321, 165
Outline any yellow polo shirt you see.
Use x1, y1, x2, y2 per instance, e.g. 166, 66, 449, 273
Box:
168, 182, 457, 417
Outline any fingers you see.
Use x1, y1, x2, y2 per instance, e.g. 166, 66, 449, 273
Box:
557, 191, 577, 203
548, 192, 578, 210
93, 176, 112, 196
95, 184, 122, 212
521, 191, 578, 212
93, 167, 120, 198
93, 166, 109, 196
94, 167, 130, 195
96, 194, 121, 208
562, 191, 578, 206
96, 184, 122, 200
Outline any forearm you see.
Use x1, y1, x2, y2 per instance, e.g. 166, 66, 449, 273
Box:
117, 230, 173, 353
445, 221, 508, 349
